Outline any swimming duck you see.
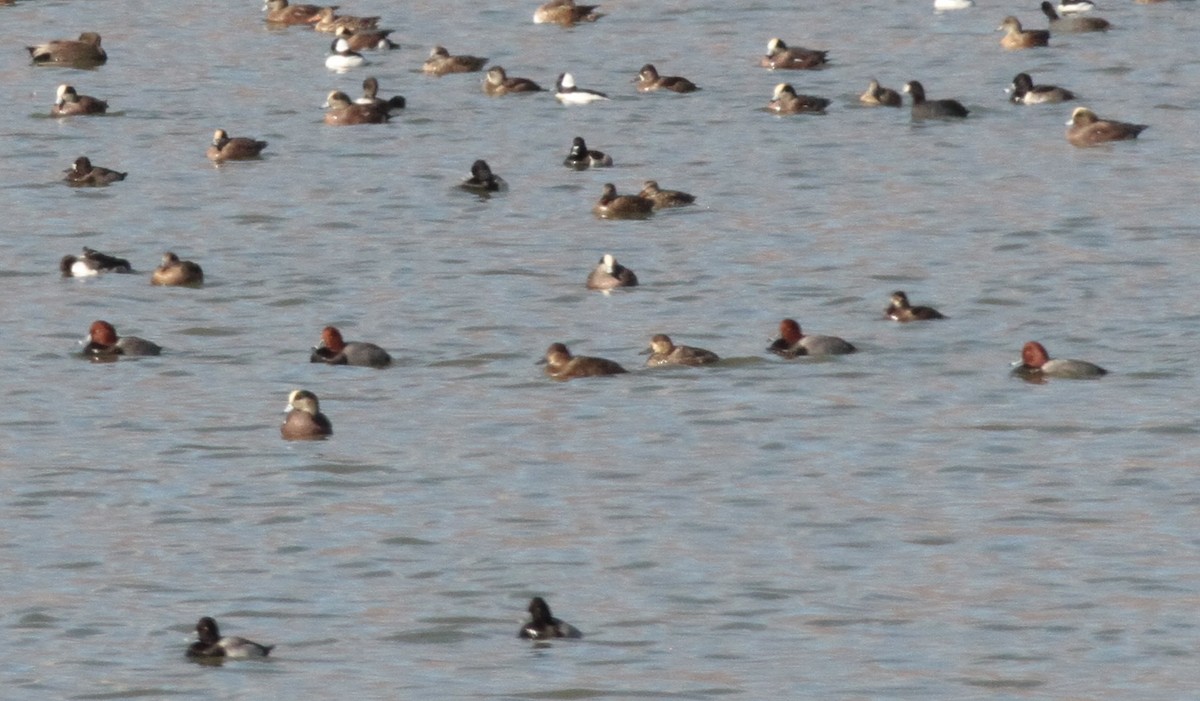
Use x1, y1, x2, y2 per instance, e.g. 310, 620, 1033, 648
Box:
151, 252, 204, 287
519, 597, 582, 639
1057, 0, 1094, 12
533, 0, 602, 25
483, 66, 543, 95
326, 37, 367, 71
357, 77, 406, 112
324, 90, 389, 125
768, 318, 856, 357
540, 343, 627, 380
555, 73, 610, 104
638, 180, 695, 209
423, 46, 488, 76
263, 0, 330, 25
187, 617, 274, 660
593, 183, 654, 219
998, 16, 1050, 49
281, 389, 333, 439
903, 81, 969, 119
1040, 1, 1110, 31
82, 320, 161, 359
563, 136, 612, 169
313, 6, 380, 32
760, 37, 828, 70
459, 159, 506, 193
1066, 107, 1147, 146
642, 334, 719, 367
859, 79, 902, 107
26, 32, 106, 66
586, 254, 638, 290
333, 26, 396, 51
933, 0, 974, 10
51, 84, 107, 117
206, 129, 268, 162
310, 325, 392, 368
60, 247, 132, 277
1012, 341, 1107, 380
884, 291, 945, 322
64, 157, 126, 186
1007, 73, 1075, 105
635, 64, 698, 93
767, 83, 830, 114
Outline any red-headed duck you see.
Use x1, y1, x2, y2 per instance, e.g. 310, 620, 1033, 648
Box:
760, 38, 828, 70
324, 90, 389, 125
152, 252, 204, 287
643, 334, 719, 367
334, 26, 396, 51
586, 254, 638, 290
1040, 2, 1109, 32
82, 320, 162, 360
313, 6, 379, 33
423, 46, 487, 76
767, 83, 830, 114
187, 617, 273, 660
52, 84, 107, 117
61, 247, 132, 277
519, 597, 581, 640
533, 0, 602, 25
459, 159, 505, 193
636, 64, 698, 93
64, 157, 126, 186
281, 389, 333, 440
1013, 341, 1107, 380
1008, 73, 1075, 105
593, 183, 654, 219
1066, 107, 1147, 147
206, 129, 268, 162
563, 136, 612, 170
540, 342, 627, 380
768, 319, 856, 357
860, 79, 902, 107
885, 291, 945, 322
638, 180, 695, 209
310, 325, 392, 368
263, 0, 330, 25
27, 32, 106, 67
998, 16, 1050, 50
904, 81, 969, 119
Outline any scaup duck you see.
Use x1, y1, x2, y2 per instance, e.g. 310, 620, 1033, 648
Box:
533, 0, 602, 25
459, 159, 505, 193
564, 136, 612, 169
859, 79, 902, 107
282, 389, 333, 439
586, 254, 637, 290
885, 291, 945, 322
768, 319, 856, 357
1007, 72, 1075, 104
324, 90, 389, 125
593, 183, 654, 218
1066, 107, 1146, 146
187, 617, 274, 660
555, 72, 609, 104
310, 325, 391, 368
483, 66, 542, 95
642, 334, 719, 366
540, 343, 626, 380
151, 252, 204, 287
82, 320, 161, 359
636, 64, 698, 93
52, 84, 107, 117
27, 32, 106, 66
60, 247, 132, 277
206, 129, 268, 162
519, 597, 582, 639
1012, 341, 1107, 380
423, 46, 487, 76
638, 180, 695, 209
998, 16, 1050, 49
767, 83, 830, 114
903, 81, 969, 119
64, 157, 126, 186
760, 37, 828, 70
1041, 1, 1110, 31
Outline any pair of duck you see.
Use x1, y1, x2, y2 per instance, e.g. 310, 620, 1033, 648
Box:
998, 4, 1111, 49
63, 250, 203, 286
593, 182, 695, 218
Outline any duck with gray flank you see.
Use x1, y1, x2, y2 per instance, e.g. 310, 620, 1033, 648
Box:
903, 81, 969, 119
519, 597, 581, 639
1012, 341, 1107, 380
423, 46, 487, 76
642, 334, 719, 367
82, 320, 161, 360
151, 252, 204, 287
187, 617, 274, 660
263, 0, 330, 25
859, 79, 902, 107
459, 159, 505, 193
357, 77, 405, 112
533, 0, 602, 25
206, 129, 268, 162
635, 64, 698, 93
483, 66, 542, 96
998, 16, 1050, 49
52, 84, 107, 117
64, 156, 126, 186
310, 325, 391, 368
555, 73, 609, 104
313, 6, 380, 32
1066, 107, 1146, 146
324, 90, 389, 125
61, 247, 132, 277
334, 26, 396, 51
586, 254, 637, 290
27, 32, 106, 66
1040, 1, 1110, 31
593, 183, 654, 218
885, 291, 945, 322
563, 136, 612, 169
767, 83, 830, 114
282, 389, 333, 439
639, 180, 695, 209
1008, 72, 1075, 105
760, 37, 828, 70
768, 319, 856, 357
540, 343, 627, 380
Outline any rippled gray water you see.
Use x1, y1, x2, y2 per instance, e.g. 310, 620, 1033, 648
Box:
3, 0, 1200, 698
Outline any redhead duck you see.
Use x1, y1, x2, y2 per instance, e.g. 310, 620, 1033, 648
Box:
768, 319, 856, 357
767, 83, 830, 114
555, 73, 609, 104
1057, 0, 1094, 12
483, 66, 543, 96
357, 77, 405, 112
313, 6, 379, 32
1041, 2, 1110, 31
563, 136, 612, 169
859, 79, 902, 107
533, 0, 602, 25
1013, 341, 1107, 380
998, 17, 1050, 50
27, 32, 106, 67
52, 84, 107, 117
643, 334, 719, 367
423, 46, 487, 76
326, 37, 367, 71
593, 183, 654, 219
82, 320, 161, 359
206, 129, 268, 162
459, 159, 505, 193
324, 90, 389, 125
519, 597, 581, 640
541, 343, 627, 380
760, 38, 828, 70
263, 0, 329, 25
310, 325, 391, 368
885, 291, 945, 322
635, 64, 698, 93
151, 252, 204, 287
61, 247, 132, 277
1066, 107, 1146, 147
187, 617, 273, 660
64, 157, 126, 186
334, 26, 396, 51
1008, 73, 1075, 105
282, 389, 333, 439
586, 254, 637, 290
638, 180, 695, 209
904, 81, 969, 120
